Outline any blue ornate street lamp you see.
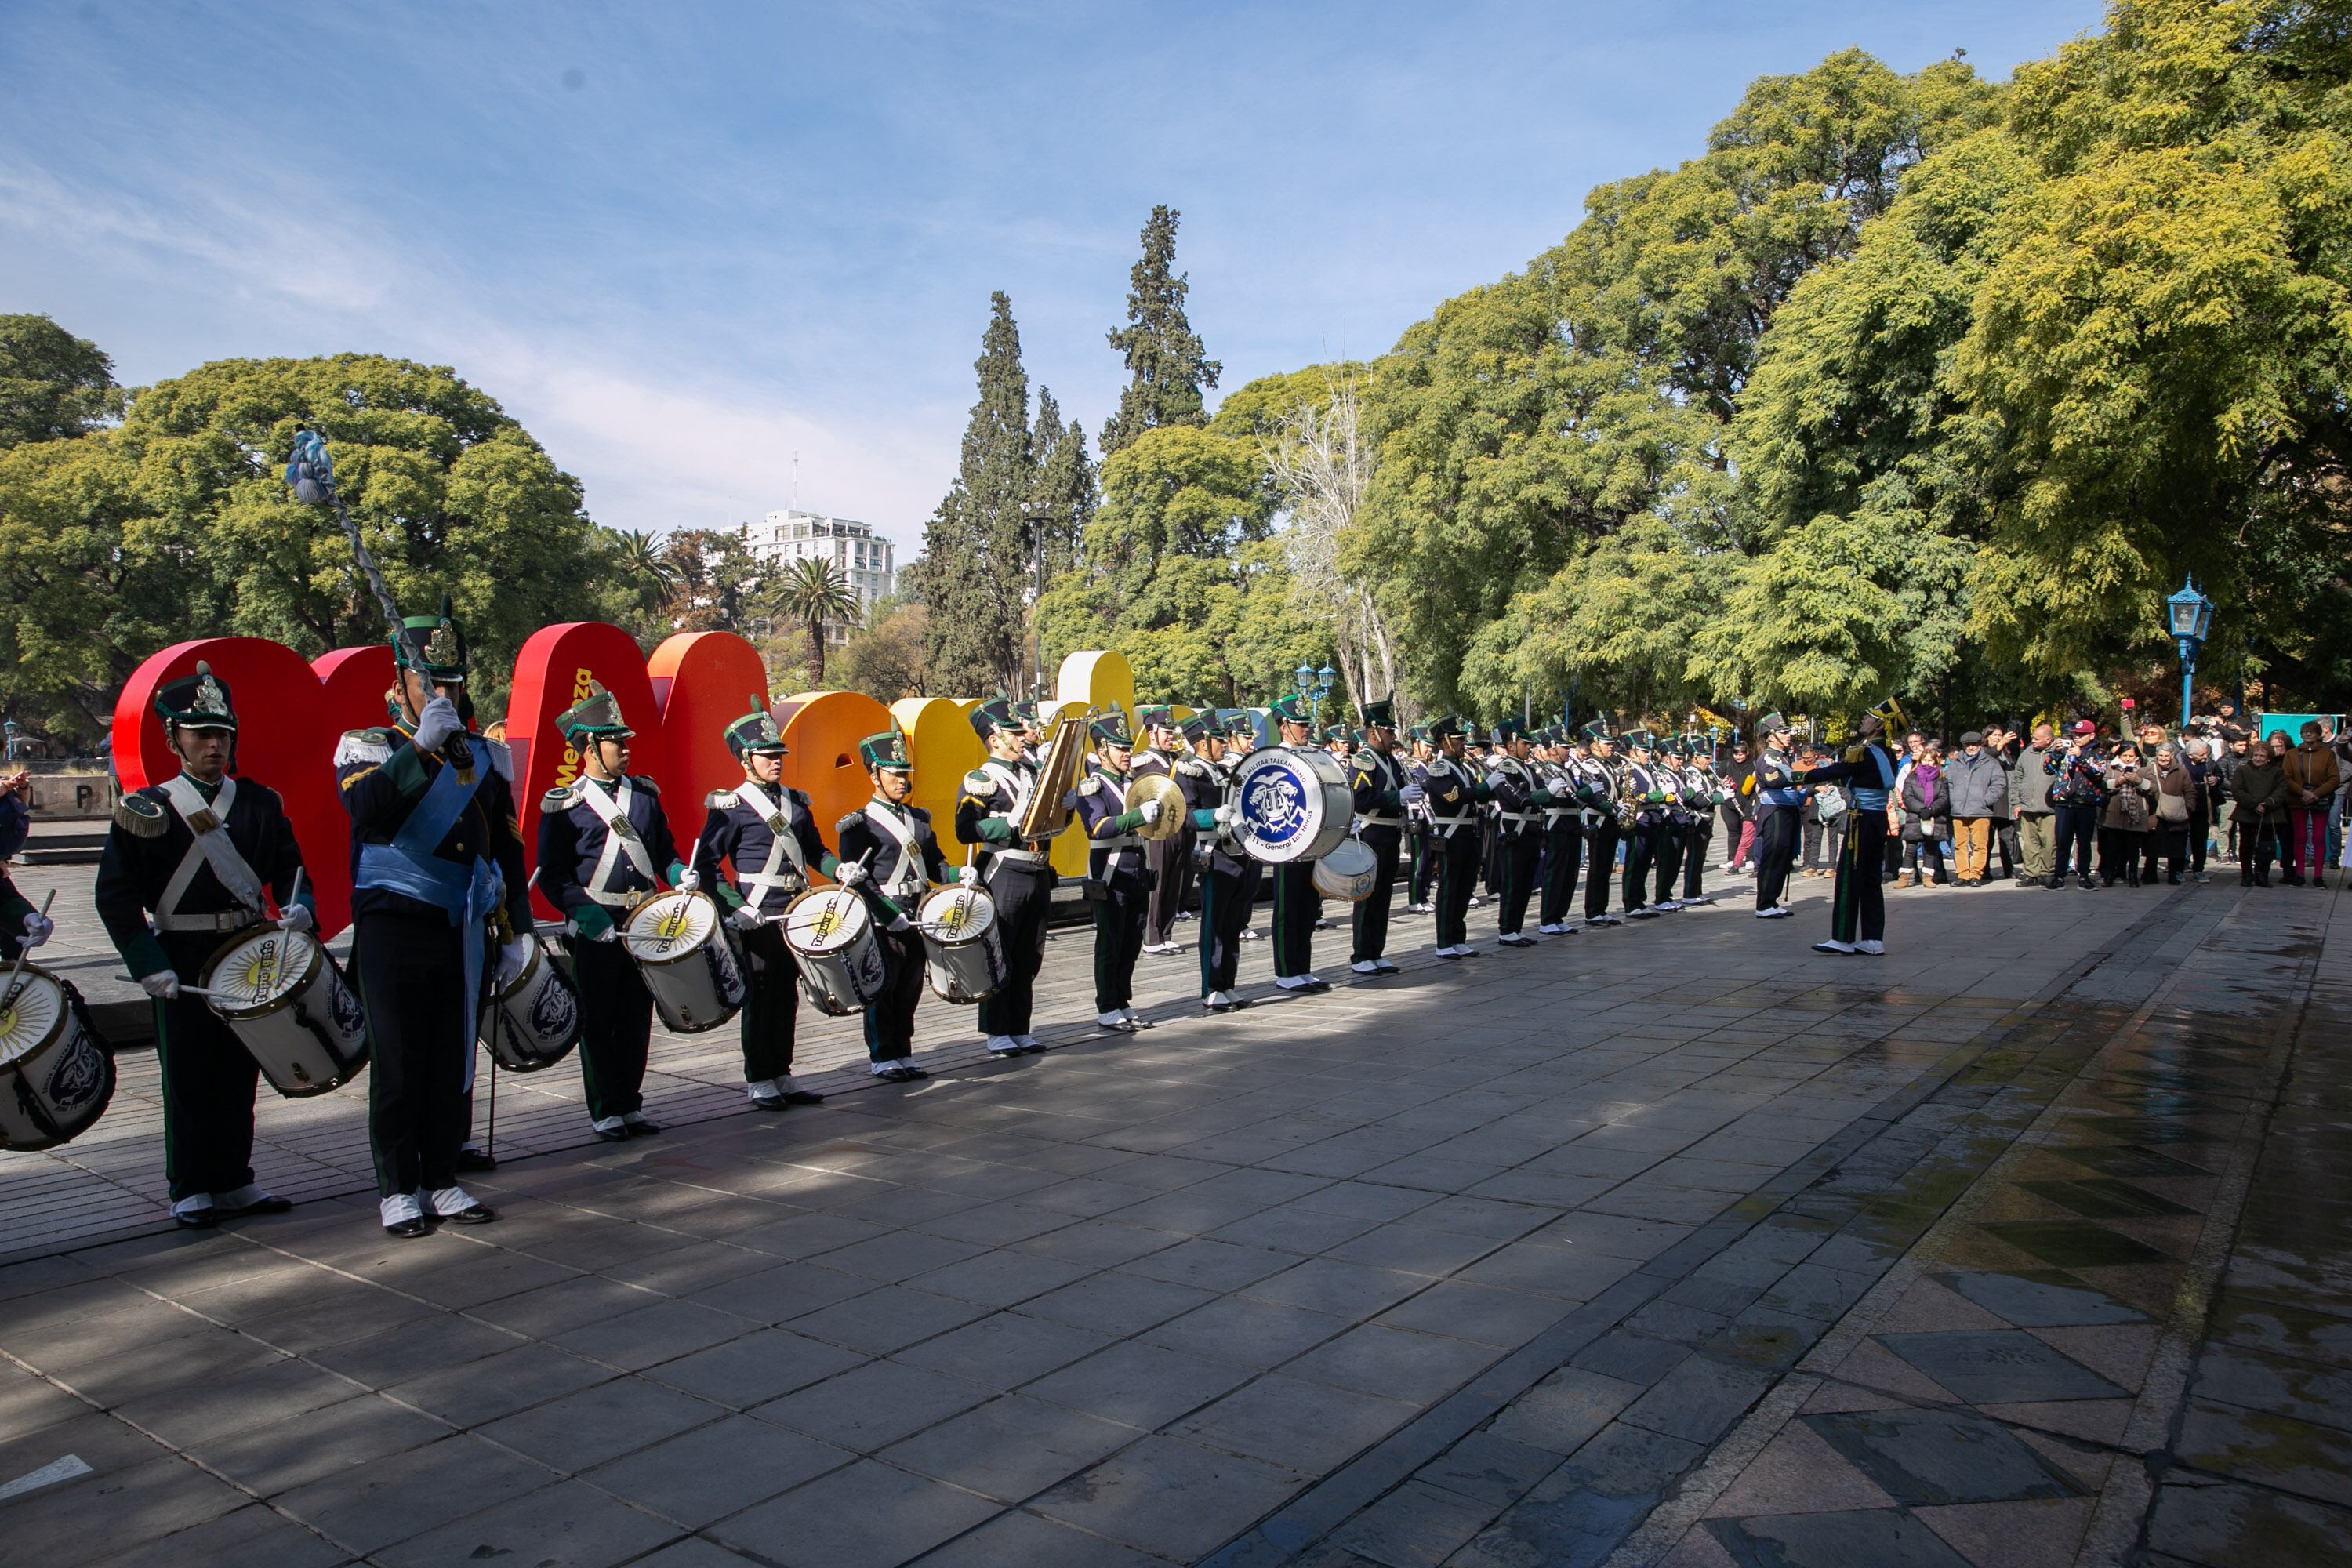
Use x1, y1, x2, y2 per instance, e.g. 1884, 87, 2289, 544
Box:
2165, 577, 2214, 729
1293, 662, 1336, 728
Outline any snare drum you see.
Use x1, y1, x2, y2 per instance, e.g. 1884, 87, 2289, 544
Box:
0, 966, 114, 1151
916, 886, 1006, 1004
623, 891, 748, 1034
481, 941, 581, 1072
782, 888, 886, 1015
1235, 746, 1355, 864
201, 927, 369, 1098
1312, 837, 1380, 902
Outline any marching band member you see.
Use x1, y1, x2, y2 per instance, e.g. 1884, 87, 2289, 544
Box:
1424, 715, 1487, 958
1070, 709, 1162, 1030
1676, 735, 1719, 906
1133, 707, 1195, 956
1483, 720, 1549, 947
538, 682, 686, 1141
1267, 696, 1330, 992
699, 699, 840, 1109
0, 769, 49, 961
1535, 729, 1583, 935
1620, 731, 1671, 920
1346, 699, 1409, 977
338, 603, 530, 1233
97, 664, 309, 1229
1195, 710, 1259, 1011
1751, 713, 1805, 918
835, 724, 953, 1080
1803, 700, 1905, 956
954, 699, 1052, 1056
1405, 725, 1437, 914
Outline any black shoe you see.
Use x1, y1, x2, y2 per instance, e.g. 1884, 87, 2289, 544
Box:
900, 1064, 932, 1079
2126, 869, 2140, 888
2241, 869, 2255, 887
216, 1194, 293, 1219
750, 1093, 787, 1112
443, 1203, 497, 1225
625, 1117, 662, 1136
782, 1089, 826, 1105
2168, 872, 2183, 885
592, 1124, 630, 1142
1205, 999, 1235, 1013
455, 1148, 498, 1173
2045, 876, 2064, 890
384, 1215, 431, 1239
2256, 869, 2272, 887
173, 1209, 218, 1230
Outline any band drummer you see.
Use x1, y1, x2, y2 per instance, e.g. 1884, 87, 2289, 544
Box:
539, 681, 690, 1140
1132, 706, 1196, 956
1071, 707, 1163, 1031
954, 699, 1051, 1057
699, 698, 840, 1109
1346, 698, 1410, 976
1196, 710, 1258, 1011
339, 605, 528, 1234
1423, 715, 1488, 959
833, 723, 953, 1080
1266, 695, 1330, 993
96, 662, 308, 1229
1802, 699, 1904, 956
0, 768, 50, 960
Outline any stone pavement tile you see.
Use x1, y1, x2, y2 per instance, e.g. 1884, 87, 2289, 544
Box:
1875, 1276, 2014, 1334
1701, 1420, 1899, 1516
165, 1257, 362, 1323
752, 1358, 992, 1450
1812, 1338, 1963, 1407
1621, 1354, 1777, 1445
1408, 1195, 1560, 1240
466, 1272, 662, 1337
1025, 1175, 1166, 1218
1803, 1409, 2082, 1506
1976, 1220, 2172, 1269
583, 1413, 853, 1526
1324, 1221, 1505, 1278
1456, 1423, 1707, 1568
475, 1375, 720, 1472
688, 1261, 875, 1323
0, 1408, 173, 1489
1284, 1323, 1500, 1406
1975, 1398, 2130, 1449
728, 1209, 891, 1260
239, 1281, 443, 1356
883, 1392, 1139, 1501
1705, 1508, 1973, 1568
190, 1392, 450, 1497
644, 1327, 870, 1407
306, 1312, 522, 1386
906, 1247, 1097, 1307
905, 1505, 1167, 1567
385, 1341, 617, 1427
620, 1537, 764, 1567
1876, 1330, 2127, 1405
1210, 1203, 1384, 1255
1141, 1293, 1351, 1369
2208, 1290, 2352, 1370
1374, 1279, 1577, 1348
1031, 1435, 1304, 1561
601, 1242, 782, 1298
0, 1366, 88, 1441
376, 1479, 682, 1568
2145, 1474, 2352, 1568
2027, 1322, 2158, 1392
1014, 1218, 1182, 1269
2012, 1427, 2116, 1494
2191, 1341, 2352, 1429
272, 1432, 554, 1555
1287, 1180, 1439, 1223
1019, 1271, 1217, 1337
110, 1352, 355, 1446
1656, 1528, 1744, 1568
818, 1229, 990, 1283
394, 1248, 582, 1312
0, 1452, 250, 1568
1913, 1497, 2093, 1568
1020, 1339, 1252, 1428
1243, 1258, 1428, 1319
1172, 1374, 1419, 1474
787, 1284, 996, 1354
1121, 1236, 1298, 1292
896, 1312, 1112, 1391
1414, 1428, 1560, 1510
909, 1199, 1078, 1247
94, 1501, 348, 1568
0, 1251, 101, 1302
1488, 1366, 1645, 1455
711, 1457, 1000, 1568
1327, 1476, 1497, 1567
2176, 1396, 2352, 1508
550, 1297, 756, 1370
1528, 1210, 1697, 1260
1573, 1327, 1695, 1386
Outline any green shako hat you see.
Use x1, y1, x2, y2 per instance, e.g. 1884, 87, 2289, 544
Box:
970, 698, 1017, 741
1218, 708, 1258, 739
724, 696, 786, 758
155, 660, 237, 732
1178, 713, 1209, 743
1137, 705, 1176, 732
859, 722, 912, 771
1758, 710, 1791, 736
1623, 728, 1655, 751
1089, 707, 1134, 746
391, 593, 469, 684
1430, 713, 1468, 740
557, 681, 633, 742
1269, 695, 1312, 726
1359, 698, 1396, 730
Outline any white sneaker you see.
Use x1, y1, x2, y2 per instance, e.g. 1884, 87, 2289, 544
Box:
380, 1192, 424, 1229
1857, 939, 1886, 955
1755, 906, 1794, 920
1350, 960, 1381, 975
1813, 938, 1857, 954
1142, 942, 1181, 956
984, 1035, 1022, 1055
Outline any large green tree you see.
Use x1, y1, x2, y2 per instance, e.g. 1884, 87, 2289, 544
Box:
1099, 205, 1221, 457
0, 314, 122, 449
921, 292, 1035, 696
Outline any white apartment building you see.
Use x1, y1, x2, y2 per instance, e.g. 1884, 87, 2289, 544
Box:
746, 509, 899, 644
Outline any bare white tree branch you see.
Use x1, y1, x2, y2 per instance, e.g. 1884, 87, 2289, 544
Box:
1265, 370, 1404, 717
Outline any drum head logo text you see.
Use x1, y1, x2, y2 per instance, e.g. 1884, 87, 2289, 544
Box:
1244, 768, 1309, 846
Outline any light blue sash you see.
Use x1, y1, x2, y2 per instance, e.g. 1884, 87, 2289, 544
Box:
355, 752, 502, 1084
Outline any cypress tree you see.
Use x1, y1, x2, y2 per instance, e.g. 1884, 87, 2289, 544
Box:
1029, 388, 1096, 578
922, 292, 1034, 695
1100, 205, 1221, 457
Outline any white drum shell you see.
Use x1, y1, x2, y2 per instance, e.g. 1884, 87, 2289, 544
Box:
916, 887, 1005, 1004
0, 967, 114, 1151
1312, 838, 1380, 902
784, 889, 887, 1016
624, 891, 748, 1035
1236, 746, 1355, 864
481, 943, 581, 1072
203, 930, 368, 1098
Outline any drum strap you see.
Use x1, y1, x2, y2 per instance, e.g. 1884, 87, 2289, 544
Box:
863, 803, 929, 899
157, 775, 265, 923
733, 782, 808, 907
578, 777, 659, 904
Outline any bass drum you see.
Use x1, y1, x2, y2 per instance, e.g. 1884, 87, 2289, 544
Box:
481, 941, 581, 1072
202, 927, 369, 1098
624, 891, 748, 1035
916, 886, 1005, 1004
1312, 837, 1379, 902
0, 966, 114, 1151
1235, 746, 1355, 864
782, 887, 886, 1016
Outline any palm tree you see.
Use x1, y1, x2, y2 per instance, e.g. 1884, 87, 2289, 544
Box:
770, 557, 862, 685
612, 528, 683, 613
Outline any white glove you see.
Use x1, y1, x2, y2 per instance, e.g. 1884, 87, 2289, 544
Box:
958, 864, 981, 889
412, 695, 462, 753
1137, 799, 1163, 825
729, 905, 764, 931
1401, 784, 1427, 804
276, 903, 314, 935
590, 924, 619, 943
837, 861, 869, 889
20, 912, 52, 948
1214, 804, 1239, 827
887, 914, 913, 934
140, 971, 180, 1000
677, 868, 702, 893
495, 937, 532, 987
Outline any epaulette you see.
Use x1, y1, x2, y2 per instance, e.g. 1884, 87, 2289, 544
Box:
962, 768, 995, 794
1845, 744, 1868, 764
706, 789, 740, 811
477, 736, 512, 781
834, 811, 863, 836
112, 792, 169, 839
542, 783, 579, 812
1077, 776, 1103, 797
334, 728, 393, 768
1174, 757, 1209, 778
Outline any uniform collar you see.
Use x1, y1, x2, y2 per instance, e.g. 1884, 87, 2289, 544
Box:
176, 771, 225, 802
869, 793, 907, 817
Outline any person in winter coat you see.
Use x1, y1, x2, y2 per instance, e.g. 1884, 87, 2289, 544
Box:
1718, 742, 1756, 872
2046, 723, 2107, 891
2232, 735, 2291, 886
2147, 744, 2198, 885
1944, 732, 2008, 887
2013, 723, 2060, 882
2097, 748, 2157, 886
1899, 744, 1951, 887
2282, 721, 2343, 887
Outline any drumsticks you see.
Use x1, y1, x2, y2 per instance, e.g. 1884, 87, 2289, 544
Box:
114, 975, 234, 1000
2, 890, 55, 1013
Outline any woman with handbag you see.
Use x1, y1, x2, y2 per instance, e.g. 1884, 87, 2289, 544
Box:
2149, 744, 2197, 885
2098, 747, 2158, 887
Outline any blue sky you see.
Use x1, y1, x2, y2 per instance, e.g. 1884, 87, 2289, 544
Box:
2, 1, 2107, 544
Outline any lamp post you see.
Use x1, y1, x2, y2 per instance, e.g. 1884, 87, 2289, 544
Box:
1018, 500, 1059, 704
2165, 577, 2215, 730
1294, 662, 1336, 730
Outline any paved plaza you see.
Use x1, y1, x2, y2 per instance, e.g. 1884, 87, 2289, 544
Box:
0, 872, 2345, 1567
